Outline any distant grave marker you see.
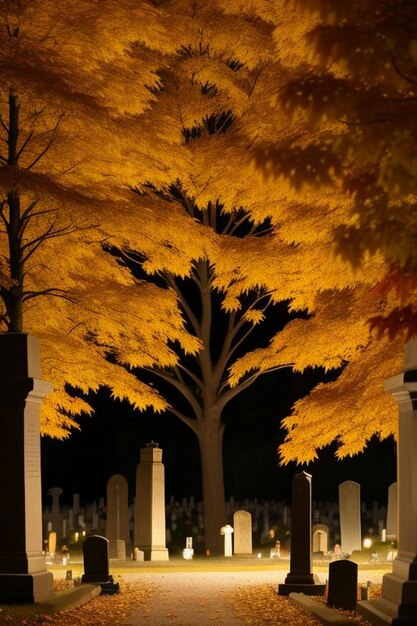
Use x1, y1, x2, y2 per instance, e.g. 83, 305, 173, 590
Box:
233, 510, 252, 556
220, 524, 234, 557
339, 481, 361, 554
106, 474, 130, 559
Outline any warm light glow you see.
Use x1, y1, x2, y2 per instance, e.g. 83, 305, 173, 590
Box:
363, 538, 372, 549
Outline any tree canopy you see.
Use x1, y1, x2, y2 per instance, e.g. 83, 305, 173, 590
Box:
0, 0, 406, 468
254, 0, 417, 339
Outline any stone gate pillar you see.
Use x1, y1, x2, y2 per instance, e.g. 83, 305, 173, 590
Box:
0, 334, 53, 602
358, 340, 417, 624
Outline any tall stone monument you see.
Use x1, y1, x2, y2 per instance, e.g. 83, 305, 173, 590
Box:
278, 472, 325, 596
134, 442, 169, 561
358, 340, 417, 624
105, 474, 130, 559
386, 481, 398, 541
0, 334, 53, 602
339, 480, 362, 554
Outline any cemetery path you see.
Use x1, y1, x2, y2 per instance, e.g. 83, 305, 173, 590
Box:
121, 570, 327, 626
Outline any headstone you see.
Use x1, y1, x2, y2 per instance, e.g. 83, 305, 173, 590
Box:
233, 510, 252, 556
327, 559, 358, 611
278, 472, 326, 596
116, 539, 126, 560
358, 339, 417, 625
312, 524, 329, 554
48, 531, 57, 556
386, 481, 398, 541
339, 481, 361, 554
182, 537, 194, 559
220, 524, 234, 557
0, 334, 53, 603
105, 474, 130, 559
81, 535, 119, 593
133, 442, 169, 560
133, 546, 144, 561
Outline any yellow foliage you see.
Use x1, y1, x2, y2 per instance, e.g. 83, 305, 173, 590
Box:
0, 0, 408, 467
279, 336, 403, 464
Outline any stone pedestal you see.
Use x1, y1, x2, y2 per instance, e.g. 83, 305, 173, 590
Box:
278, 472, 325, 596
357, 340, 417, 625
0, 334, 54, 602
134, 442, 169, 561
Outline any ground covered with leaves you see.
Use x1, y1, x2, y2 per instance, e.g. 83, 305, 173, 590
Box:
229, 583, 382, 626
0, 576, 382, 626
0, 577, 154, 626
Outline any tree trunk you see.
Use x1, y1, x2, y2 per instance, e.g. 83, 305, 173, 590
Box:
197, 409, 227, 555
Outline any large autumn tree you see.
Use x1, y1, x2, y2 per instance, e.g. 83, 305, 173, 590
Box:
1, 0, 407, 554
100, 0, 407, 552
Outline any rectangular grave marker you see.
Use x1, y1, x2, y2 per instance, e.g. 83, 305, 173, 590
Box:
81, 535, 119, 593
327, 559, 358, 611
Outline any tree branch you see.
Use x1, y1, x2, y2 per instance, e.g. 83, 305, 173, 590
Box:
164, 272, 201, 336
176, 362, 204, 389
166, 406, 199, 435
25, 113, 64, 170
218, 363, 293, 410
22, 287, 76, 304
144, 366, 202, 419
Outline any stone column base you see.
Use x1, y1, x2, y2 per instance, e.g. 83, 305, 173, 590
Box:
278, 582, 326, 596
278, 573, 325, 596
357, 575, 417, 625
0, 571, 54, 604
142, 547, 169, 561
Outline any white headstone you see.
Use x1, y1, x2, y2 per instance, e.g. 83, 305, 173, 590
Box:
339, 480, 361, 554
220, 524, 234, 557
312, 524, 329, 553
233, 510, 252, 555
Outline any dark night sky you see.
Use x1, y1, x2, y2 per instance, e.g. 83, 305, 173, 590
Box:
41, 365, 397, 509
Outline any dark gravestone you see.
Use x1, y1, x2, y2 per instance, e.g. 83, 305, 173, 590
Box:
81, 535, 119, 593
327, 559, 358, 611
278, 472, 326, 596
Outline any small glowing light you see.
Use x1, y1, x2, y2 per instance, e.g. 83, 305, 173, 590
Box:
82, 531, 86, 537
74, 532, 79, 542
257, 552, 262, 559
363, 538, 372, 549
